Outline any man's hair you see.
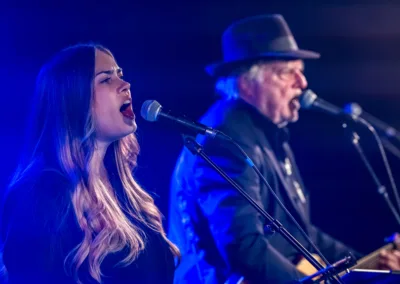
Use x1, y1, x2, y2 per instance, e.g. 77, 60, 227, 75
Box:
214, 61, 270, 100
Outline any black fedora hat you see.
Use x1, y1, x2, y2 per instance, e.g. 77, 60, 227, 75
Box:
206, 14, 320, 77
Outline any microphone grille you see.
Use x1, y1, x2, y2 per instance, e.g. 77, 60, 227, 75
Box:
299, 89, 318, 109
141, 100, 162, 122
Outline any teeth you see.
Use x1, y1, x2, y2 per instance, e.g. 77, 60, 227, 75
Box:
120, 99, 132, 112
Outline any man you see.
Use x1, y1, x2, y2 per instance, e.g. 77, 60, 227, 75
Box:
168, 14, 398, 283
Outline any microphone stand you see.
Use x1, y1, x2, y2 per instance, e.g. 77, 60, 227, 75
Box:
344, 114, 400, 214
182, 135, 351, 284
361, 111, 400, 159
381, 137, 400, 161
342, 123, 400, 227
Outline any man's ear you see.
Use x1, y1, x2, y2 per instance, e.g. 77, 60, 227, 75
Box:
237, 74, 253, 100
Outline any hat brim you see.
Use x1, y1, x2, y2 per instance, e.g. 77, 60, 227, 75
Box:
205, 50, 320, 77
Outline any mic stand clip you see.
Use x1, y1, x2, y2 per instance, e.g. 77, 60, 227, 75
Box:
298, 254, 356, 284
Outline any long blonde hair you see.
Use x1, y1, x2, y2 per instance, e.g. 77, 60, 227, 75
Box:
68, 135, 179, 282
10, 43, 179, 282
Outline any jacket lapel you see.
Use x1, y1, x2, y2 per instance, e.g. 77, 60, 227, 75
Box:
282, 142, 311, 218
261, 144, 309, 226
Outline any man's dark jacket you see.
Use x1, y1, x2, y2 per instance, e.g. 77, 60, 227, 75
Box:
168, 99, 357, 284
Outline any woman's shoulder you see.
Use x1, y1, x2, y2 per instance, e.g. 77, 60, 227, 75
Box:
1, 166, 73, 236
6, 167, 70, 200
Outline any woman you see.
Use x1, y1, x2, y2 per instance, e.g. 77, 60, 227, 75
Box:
1, 43, 179, 283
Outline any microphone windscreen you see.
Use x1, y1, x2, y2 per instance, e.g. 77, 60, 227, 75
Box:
299, 89, 318, 109
141, 100, 162, 122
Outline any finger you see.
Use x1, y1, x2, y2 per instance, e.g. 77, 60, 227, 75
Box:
379, 260, 394, 270
378, 256, 400, 271
378, 250, 389, 263
378, 255, 389, 266
380, 250, 388, 256
379, 250, 399, 262
378, 255, 393, 270
386, 259, 400, 271
394, 233, 400, 245
378, 261, 390, 270
379, 250, 390, 261
385, 252, 397, 263
392, 250, 400, 258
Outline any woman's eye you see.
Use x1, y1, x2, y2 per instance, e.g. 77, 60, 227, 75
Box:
101, 77, 111, 84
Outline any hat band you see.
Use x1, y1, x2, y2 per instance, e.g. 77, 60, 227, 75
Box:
223, 35, 299, 62
269, 35, 298, 51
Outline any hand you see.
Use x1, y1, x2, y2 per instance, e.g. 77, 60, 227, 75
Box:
378, 249, 400, 271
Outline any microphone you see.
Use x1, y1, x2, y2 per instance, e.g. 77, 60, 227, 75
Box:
301, 90, 400, 227
299, 89, 379, 134
344, 102, 400, 140
299, 89, 344, 116
140, 100, 230, 140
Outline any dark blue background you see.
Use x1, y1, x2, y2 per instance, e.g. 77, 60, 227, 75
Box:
2, 0, 400, 257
